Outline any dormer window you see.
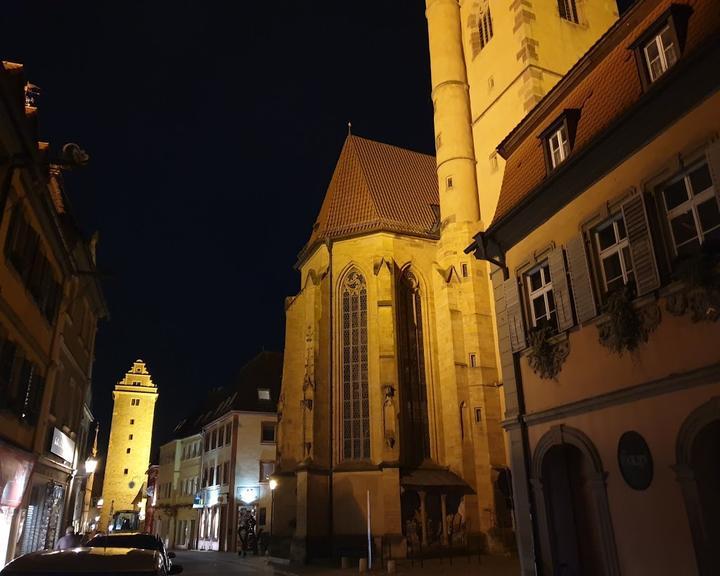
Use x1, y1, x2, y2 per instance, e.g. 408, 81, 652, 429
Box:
257, 388, 270, 400
541, 110, 580, 174
643, 26, 678, 82
548, 125, 570, 169
630, 4, 692, 90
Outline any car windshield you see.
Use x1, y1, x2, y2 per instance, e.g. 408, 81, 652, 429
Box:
85, 534, 161, 551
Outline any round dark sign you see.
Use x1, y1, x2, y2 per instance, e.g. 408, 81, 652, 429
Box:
617, 431, 653, 490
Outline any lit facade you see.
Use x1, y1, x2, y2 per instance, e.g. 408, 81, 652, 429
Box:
0, 62, 106, 565
158, 351, 281, 553
99, 360, 158, 530
469, 0, 720, 573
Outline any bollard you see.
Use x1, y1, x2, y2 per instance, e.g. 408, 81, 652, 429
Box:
359, 558, 368, 573
387, 559, 396, 574
341, 556, 351, 569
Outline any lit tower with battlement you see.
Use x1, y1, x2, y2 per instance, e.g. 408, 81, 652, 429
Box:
99, 359, 158, 530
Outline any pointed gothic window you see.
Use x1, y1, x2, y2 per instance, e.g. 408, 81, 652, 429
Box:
397, 269, 431, 466
341, 269, 370, 460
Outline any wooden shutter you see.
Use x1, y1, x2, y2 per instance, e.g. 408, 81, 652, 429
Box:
503, 277, 526, 352
566, 235, 597, 323
706, 138, 720, 204
548, 247, 574, 332
622, 194, 660, 296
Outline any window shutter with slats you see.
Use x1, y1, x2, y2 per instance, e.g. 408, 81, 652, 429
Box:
706, 139, 720, 204
622, 194, 660, 296
503, 277, 527, 352
565, 235, 597, 323
548, 247, 575, 331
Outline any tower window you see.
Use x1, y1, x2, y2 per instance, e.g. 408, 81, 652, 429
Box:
558, 0, 579, 24
130, 419, 135, 425
257, 388, 271, 400
478, 8, 494, 50
475, 408, 483, 423
129, 434, 133, 440
461, 263, 469, 278
435, 133, 442, 151
446, 176, 454, 190
126, 448, 131, 454
469, 353, 478, 368
131, 398, 140, 406
123, 468, 129, 475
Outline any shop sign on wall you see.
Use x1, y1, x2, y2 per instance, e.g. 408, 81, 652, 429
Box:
50, 428, 75, 463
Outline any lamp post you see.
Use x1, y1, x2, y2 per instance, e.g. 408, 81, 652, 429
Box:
269, 479, 277, 555
81, 423, 99, 532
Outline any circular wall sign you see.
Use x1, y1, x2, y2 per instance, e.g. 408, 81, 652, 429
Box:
617, 431, 653, 490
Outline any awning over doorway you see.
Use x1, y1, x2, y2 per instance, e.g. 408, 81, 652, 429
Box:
400, 468, 475, 494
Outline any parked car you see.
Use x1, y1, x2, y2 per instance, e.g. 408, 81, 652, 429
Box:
0, 546, 179, 575
83, 533, 179, 574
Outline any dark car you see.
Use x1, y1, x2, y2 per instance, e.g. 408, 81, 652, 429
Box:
0, 547, 172, 575
84, 533, 180, 574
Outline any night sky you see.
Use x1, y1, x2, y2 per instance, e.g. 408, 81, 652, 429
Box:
3, 1, 435, 456
4, 1, 632, 459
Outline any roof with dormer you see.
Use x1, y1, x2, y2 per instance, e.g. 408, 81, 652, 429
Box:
298, 134, 440, 265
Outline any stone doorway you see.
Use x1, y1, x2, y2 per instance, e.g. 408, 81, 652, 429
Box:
676, 397, 720, 576
532, 425, 619, 576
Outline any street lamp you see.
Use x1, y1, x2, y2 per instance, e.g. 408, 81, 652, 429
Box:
269, 479, 277, 556
85, 456, 98, 475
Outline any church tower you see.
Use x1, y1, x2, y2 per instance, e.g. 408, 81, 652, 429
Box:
426, 0, 619, 564
100, 360, 158, 530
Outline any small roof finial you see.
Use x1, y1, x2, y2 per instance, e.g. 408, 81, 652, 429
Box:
347, 121, 352, 136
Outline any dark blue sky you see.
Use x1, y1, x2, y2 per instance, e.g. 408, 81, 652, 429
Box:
3, 1, 435, 454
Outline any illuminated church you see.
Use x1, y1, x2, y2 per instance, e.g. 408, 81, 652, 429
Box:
274, 0, 619, 561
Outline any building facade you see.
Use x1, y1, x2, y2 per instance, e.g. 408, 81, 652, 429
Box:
274, 0, 623, 563
157, 351, 281, 553
99, 360, 158, 530
0, 62, 106, 565
469, 0, 720, 573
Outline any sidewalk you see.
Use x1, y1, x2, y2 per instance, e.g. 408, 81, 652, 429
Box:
248, 553, 521, 576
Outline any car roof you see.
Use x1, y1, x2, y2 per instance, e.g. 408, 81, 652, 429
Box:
1, 547, 161, 574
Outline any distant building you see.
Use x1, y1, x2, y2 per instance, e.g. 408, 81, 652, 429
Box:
469, 0, 720, 573
0, 62, 106, 564
99, 360, 158, 530
156, 351, 282, 552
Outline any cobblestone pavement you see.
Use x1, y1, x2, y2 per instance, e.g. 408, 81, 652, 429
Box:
173, 550, 521, 576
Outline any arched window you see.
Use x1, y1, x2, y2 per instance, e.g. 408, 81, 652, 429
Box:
397, 269, 431, 466
341, 269, 370, 460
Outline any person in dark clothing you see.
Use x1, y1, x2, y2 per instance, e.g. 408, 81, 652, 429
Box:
55, 526, 83, 550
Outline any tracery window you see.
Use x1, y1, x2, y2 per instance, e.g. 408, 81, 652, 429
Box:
341, 269, 370, 460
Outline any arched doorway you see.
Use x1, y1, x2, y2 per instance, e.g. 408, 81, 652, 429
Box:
532, 426, 620, 576
675, 397, 720, 576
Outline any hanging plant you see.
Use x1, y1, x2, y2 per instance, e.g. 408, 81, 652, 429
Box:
597, 284, 659, 355
666, 248, 720, 322
526, 323, 569, 380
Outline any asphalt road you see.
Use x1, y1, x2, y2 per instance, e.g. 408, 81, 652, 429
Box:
172, 551, 286, 575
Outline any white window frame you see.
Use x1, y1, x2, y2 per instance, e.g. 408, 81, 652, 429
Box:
548, 124, 570, 169
558, 0, 579, 24
663, 162, 720, 255
526, 262, 555, 327
594, 215, 633, 292
643, 25, 677, 82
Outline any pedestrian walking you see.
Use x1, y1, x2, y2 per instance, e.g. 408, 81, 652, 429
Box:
54, 526, 83, 550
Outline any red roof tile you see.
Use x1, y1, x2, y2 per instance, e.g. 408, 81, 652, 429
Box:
299, 135, 439, 264
492, 0, 720, 227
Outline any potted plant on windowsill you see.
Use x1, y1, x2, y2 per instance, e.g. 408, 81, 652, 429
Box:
526, 320, 569, 380
666, 245, 720, 322
597, 283, 660, 355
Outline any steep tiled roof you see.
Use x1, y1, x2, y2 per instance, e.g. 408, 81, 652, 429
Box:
492, 0, 720, 227
299, 135, 439, 264
172, 351, 283, 437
